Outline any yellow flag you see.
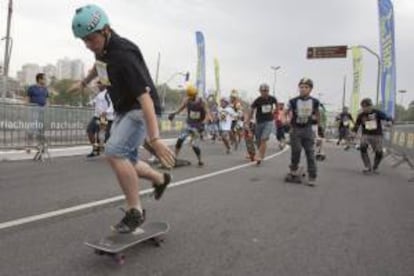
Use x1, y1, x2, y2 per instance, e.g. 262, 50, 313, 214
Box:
214, 58, 220, 102
351, 47, 363, 118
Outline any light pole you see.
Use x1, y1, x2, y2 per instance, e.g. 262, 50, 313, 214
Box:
397, 90, 407, 121
2, 0, 13, 99
342, 75, 347, 108
270, 66, 281, 97
398, 90, 407, 107
155, 52, 161, 85
356, 45, 381, 106
161, 71, 186, 111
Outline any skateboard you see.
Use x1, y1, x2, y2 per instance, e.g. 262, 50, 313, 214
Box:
285, 167, 306, 184
315, 153, 326, 161
33, 136, 51, 162
85, 221, 169, 265
158, 158, 191, 169
143, 140, 179, 169
244, 129, 256, 161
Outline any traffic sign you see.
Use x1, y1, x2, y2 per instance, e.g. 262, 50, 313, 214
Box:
307, 46, 348, 59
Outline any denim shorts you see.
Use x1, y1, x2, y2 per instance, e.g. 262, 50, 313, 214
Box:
86, 117, 100, 134
178, 125, 201, 147
105, 109, 146, 164
255, 121, 274, 141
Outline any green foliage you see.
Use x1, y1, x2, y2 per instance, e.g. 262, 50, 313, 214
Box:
157, 84, 185, 112
49, 79, 93, 106
393, 102, 414, 122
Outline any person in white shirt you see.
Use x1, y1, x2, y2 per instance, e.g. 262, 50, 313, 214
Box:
86, 81, 114, 157
219, 97, 236, 154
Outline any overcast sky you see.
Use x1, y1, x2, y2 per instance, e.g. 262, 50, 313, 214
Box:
0, 0, 413, 110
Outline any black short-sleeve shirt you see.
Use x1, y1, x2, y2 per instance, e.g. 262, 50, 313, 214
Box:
336, 112, 354, 128
353, 109, 391, 135
251, 96, 278, 123
96, 33, 161, 115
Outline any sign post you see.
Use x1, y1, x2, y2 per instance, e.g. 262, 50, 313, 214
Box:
307, 46, 348, 59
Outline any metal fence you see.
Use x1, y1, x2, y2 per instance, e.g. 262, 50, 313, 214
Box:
0, 103, 185, 150
384, 123, 414, 162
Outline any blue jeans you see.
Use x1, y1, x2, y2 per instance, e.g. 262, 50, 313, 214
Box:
290, 126, 317, 178
105, 110, 146, 164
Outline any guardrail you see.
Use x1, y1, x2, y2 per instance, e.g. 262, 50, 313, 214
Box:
0, 103, 185, 149
384, 123, 414, 170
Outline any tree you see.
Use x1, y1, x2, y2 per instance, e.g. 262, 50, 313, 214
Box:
402, 102, 414, 122
394, 104, 406, 122
49, 79, 93, 106
156, 84, 185, 112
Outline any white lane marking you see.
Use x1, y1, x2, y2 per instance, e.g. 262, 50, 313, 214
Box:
0, 139, 177, 161
0, 148, 288, 230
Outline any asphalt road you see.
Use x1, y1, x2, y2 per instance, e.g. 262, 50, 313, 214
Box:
0, 139, 413, 276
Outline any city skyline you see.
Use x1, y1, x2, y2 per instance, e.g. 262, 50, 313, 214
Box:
16, 58, 85, 85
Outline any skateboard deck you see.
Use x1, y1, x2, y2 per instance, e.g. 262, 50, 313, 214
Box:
85, 222, 169, 264
157, 158, 191, 169
285, 167, 306, 184
143, 140, 189, 169
315, 153, 326, 161
244, 130, 256, 161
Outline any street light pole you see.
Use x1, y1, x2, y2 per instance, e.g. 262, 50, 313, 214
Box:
270, 66, 281, 97
155, 52, 161, 85
356, 45, 381, 106
2, 0, 13, 99
397, 90, 407, 121
161, 71, 186, 111
398, 90, 407, 107
342, 75, 347, 108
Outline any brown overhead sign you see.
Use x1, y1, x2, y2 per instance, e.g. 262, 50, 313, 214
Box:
307, 46, 348, 59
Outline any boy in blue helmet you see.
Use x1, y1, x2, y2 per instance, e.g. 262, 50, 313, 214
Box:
71, 5, 175, 233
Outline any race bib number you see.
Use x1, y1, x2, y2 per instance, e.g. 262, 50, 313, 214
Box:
95, 61, 111, 86
261, 104, 272, 114
189, 111, 201, 120
365, 120, 378, 130
343, 120, 349, 126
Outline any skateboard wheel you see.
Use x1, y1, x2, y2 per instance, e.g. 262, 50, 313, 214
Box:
150, 237, 162, 247
114, 254, 125, 265
94, 249, 105, 256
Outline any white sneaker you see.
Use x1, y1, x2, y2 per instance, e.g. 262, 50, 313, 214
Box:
307, 178, 317, 187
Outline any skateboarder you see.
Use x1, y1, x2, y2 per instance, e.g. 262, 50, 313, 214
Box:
336, 106, 355, 150
286, 78, 320, 186
314, 103, 327, 161
352, 98, 393, 174
71, 4, 175, 233
168, 85, 210, 166
274, 102, 288, 149
218, 97, 236, 154
246, 83, 278, 165
206, 95, 220, 142
86, 80, 113, 158
230, 90, 243, 150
